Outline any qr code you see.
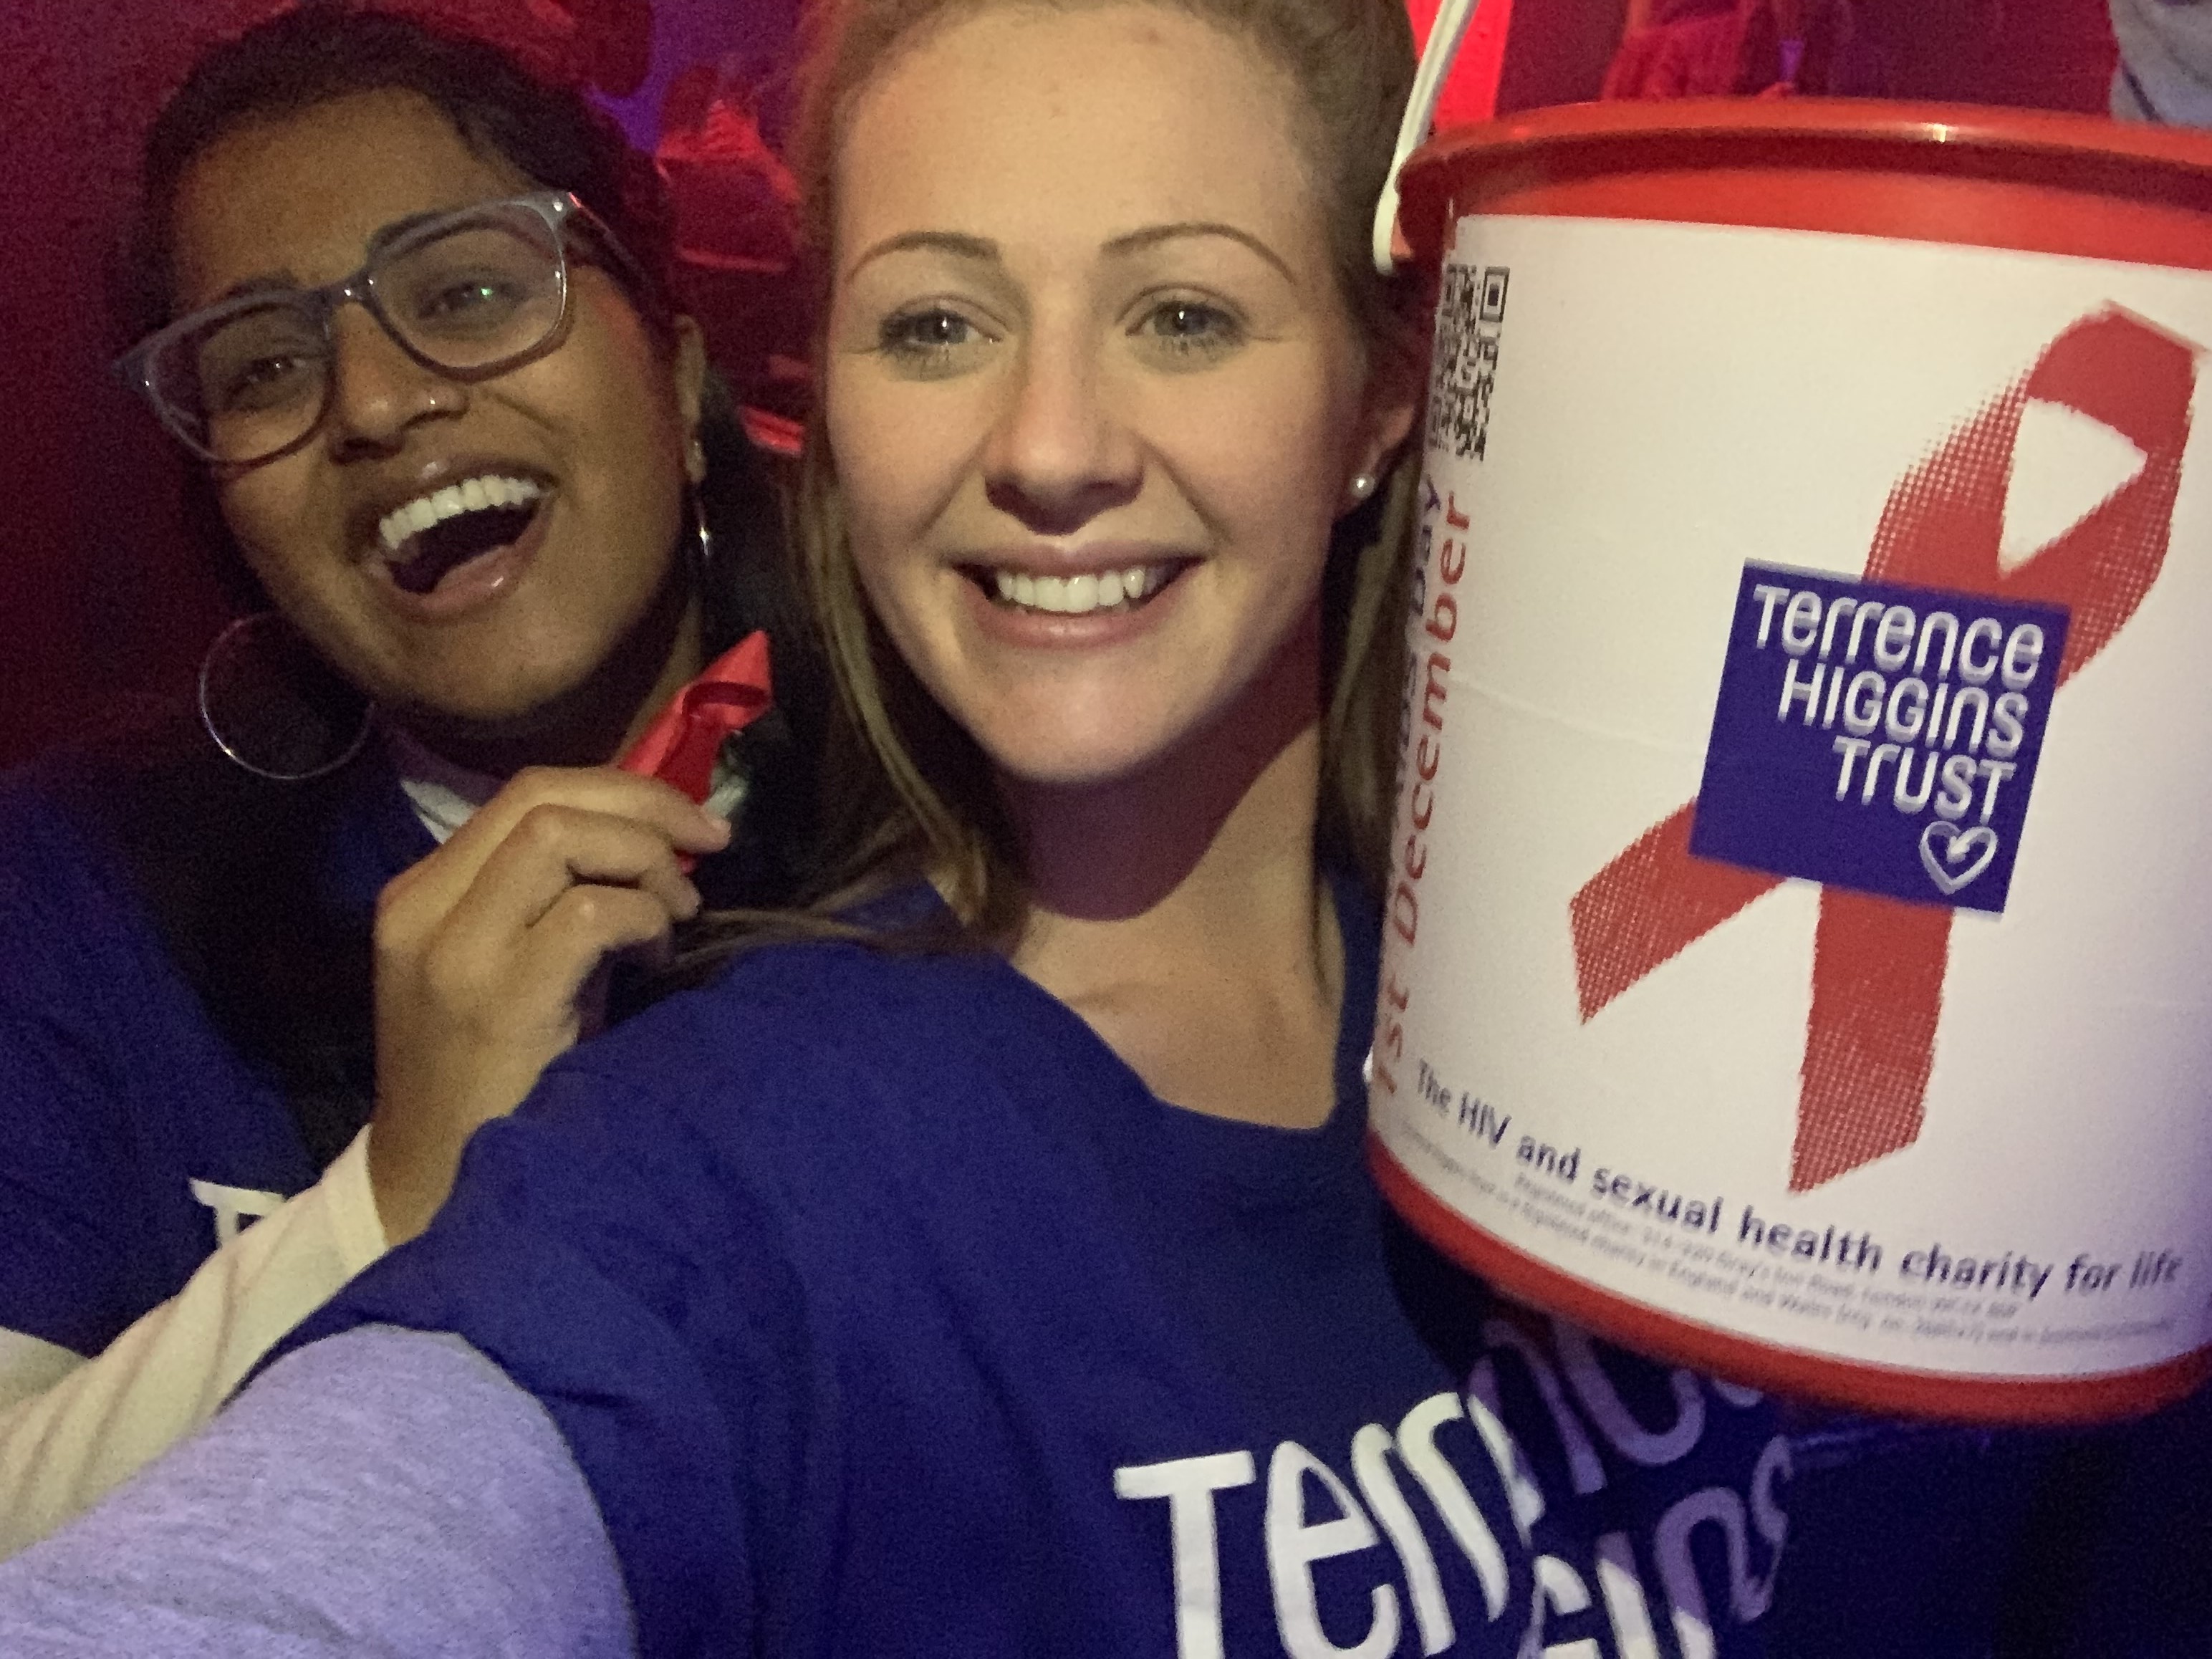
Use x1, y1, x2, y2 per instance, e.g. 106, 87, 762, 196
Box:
1425, 264, 1509, 461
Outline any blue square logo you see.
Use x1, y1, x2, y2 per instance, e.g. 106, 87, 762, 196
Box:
1688, 562, 2071, 913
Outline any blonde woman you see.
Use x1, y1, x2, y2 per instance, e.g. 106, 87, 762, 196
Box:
0, 1, 1786, 1653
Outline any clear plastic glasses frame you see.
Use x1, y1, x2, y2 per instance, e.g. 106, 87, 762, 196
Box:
115, 191, 646, 468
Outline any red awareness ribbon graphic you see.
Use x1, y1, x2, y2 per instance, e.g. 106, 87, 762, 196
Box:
618, 629, 774, 804
1569, 309, 2198, 1192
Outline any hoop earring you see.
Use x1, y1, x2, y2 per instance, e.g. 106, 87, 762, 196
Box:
197, 612, 374, 783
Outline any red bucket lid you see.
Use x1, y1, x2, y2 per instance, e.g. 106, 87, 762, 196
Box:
1398, 98, 2212, 271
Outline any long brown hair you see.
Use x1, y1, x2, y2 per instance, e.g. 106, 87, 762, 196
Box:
708, 0, 1423, 958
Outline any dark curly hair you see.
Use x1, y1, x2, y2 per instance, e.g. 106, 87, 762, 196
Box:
127, 4, 677, 342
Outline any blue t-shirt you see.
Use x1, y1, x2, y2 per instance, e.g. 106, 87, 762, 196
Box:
288, 880, 1788, 1658
0, 708, 810, 1364
0, 738, 429, 1357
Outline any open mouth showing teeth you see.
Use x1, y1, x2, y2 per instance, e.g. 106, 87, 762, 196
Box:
377, 476, 547, 596
971, 562, 1185, 616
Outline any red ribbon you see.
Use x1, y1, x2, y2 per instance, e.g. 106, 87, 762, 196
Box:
1569, 309, 2196, 1191
618, 630, 774, 804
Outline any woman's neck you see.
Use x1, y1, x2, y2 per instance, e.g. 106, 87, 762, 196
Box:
1004, 617, 1345, 1130
398, 578, 705, 779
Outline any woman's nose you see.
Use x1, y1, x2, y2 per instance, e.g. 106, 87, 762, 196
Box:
981, 324, 1141, 534
323, 304, 463, 456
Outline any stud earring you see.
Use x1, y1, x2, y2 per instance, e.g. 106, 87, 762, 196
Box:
1349, 472, 1377, 502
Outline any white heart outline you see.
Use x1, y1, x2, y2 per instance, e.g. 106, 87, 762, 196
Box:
1920, 820, 2001, 895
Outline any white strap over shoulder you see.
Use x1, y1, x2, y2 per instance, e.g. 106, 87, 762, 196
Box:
1374, 0, 1489, 274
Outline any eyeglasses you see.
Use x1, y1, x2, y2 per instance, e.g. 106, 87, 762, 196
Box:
116, 191, 646, 468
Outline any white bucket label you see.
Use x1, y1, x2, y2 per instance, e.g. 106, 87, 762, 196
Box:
1375, 213, 2212, 1379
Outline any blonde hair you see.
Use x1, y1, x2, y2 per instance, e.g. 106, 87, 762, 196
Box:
728, 0, 1421, 951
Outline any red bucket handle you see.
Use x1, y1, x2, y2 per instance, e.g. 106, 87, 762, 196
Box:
1375, 0, 1490, 274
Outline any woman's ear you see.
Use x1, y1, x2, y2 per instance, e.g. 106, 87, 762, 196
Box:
1347, 326, 1423, 510
673, 315, 710, 484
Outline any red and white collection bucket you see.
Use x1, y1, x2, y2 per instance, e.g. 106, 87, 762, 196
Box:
1369, 94, 2212, 1422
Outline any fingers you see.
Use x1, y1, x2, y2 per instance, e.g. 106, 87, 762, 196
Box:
394, 766, 730, 923
446, 804, 705, 941
477, 766, 734, 850
367, 765, 731, 1245
373, 761, 741, 1069
515, 885, 682, 1009
380, 799, 713, 1026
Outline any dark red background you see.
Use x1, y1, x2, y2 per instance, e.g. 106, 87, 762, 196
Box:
0, 0, 2117, 767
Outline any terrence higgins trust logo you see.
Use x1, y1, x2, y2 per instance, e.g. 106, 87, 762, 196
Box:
1569, 307, 2196, 1192
1687, 567, 2067, 913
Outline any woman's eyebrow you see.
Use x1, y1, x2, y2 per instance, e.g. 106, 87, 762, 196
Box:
196, 273, 303, 308
364, 206, 455, 254
1103, 221, 1295, 284
198, 204, 456, 308
843, 224, 1296, 287
845, 229, 999, 282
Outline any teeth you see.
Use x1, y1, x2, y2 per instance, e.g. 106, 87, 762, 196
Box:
986, 562, 1173, 615
378, 474, 544, 554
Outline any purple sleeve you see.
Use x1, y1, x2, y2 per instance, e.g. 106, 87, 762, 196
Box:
0, 1325, 633, 1658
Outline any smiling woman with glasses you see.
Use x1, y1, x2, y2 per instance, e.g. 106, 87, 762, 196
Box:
0, 5, 826, 1556
120, 191, 646, 471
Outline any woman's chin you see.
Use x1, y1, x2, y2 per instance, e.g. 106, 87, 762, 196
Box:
966, 651, 1314, 799
978, 719, 1201, 796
